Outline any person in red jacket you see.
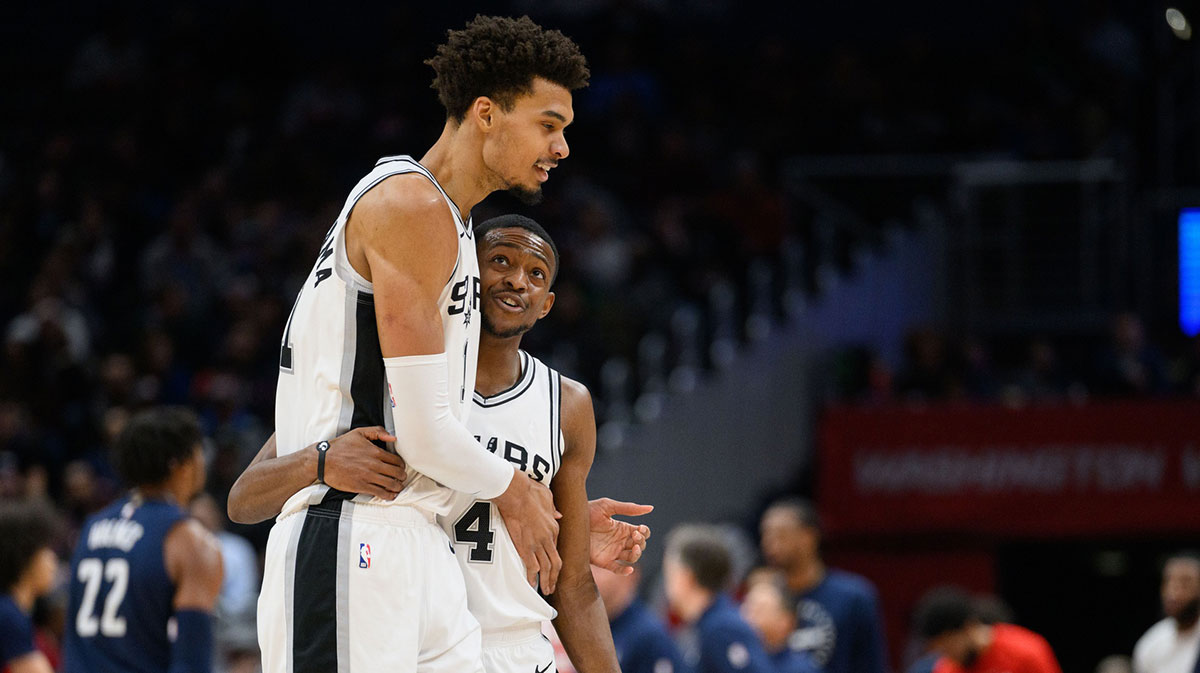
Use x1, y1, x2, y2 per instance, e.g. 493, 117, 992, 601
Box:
914, 587, 1061, 673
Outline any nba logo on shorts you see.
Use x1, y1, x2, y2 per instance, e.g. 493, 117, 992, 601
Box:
387, 383, 397, 408
359, 543, 371, 569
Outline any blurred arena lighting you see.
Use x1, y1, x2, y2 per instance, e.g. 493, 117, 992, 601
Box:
1181, 208, 1200, 336
1166, 7, 1193, 39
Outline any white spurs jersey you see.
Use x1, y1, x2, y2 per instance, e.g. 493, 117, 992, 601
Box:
442, 350, 565, 632
275, 155, 481, 517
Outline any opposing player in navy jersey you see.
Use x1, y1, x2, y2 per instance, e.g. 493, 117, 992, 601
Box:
63, 407, 222, 673
232, 215, 643, 672
0, 502, 60, 673
760, 498, 887, 673
259, 16, 589, 673
593, 565, 691, 673
664, 525, 775, 673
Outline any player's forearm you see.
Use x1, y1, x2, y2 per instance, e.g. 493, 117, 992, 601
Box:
227, 447, 316, 524
549, 575, 621, 673
384, 353, 514, 498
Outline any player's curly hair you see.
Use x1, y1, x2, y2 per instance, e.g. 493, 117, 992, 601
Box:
0, 501, 60, 591
112, 406, 203, 487
426, 15, 589, 122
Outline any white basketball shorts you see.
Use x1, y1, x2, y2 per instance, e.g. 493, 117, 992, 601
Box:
258, 495, 484, 673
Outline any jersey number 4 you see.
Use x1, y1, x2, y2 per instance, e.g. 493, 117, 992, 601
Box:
453, 501, 495, 563
75, 558, 129, 638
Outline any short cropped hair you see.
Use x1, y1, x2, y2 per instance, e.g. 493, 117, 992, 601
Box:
0, 501, 60, 591
475, 214, 560, 284
426, 15, 589, 122
112, 407, 203, 487
1165, 551, 1200, 570
749, 570, 799, 616
914, 586, 974, 639
666, 524, 733, 594
765, 496, 821, 532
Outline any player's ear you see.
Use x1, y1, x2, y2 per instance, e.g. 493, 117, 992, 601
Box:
538, 291, 555, 320
470, 97, 495, 131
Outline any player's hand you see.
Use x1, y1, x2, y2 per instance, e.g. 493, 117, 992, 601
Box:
493, 469, 562, 594
324, 426, 407, 500
588, 498, 653, 575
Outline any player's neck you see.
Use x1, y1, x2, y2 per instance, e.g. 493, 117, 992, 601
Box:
420, 123, 491, 217
475, 335, 523, 397
134, 482, 186, 507
787, 558, 825, 594
10, 581, 35, 612
677, 590, 715, 624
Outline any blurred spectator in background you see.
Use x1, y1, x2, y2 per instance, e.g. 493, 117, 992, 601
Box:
1094, 313, 1167, 397
592, 564, 691, 673
914, 586, 1060, 673
896, 327, 955, 402
0, 501, 61, 673
906, 593, 1013, 673
1007, 337, 1073, 405
759, 497, 887, 673
741, 571, 818, 673
1094, 655, 1133, 673
190, 493, 259, 673
1132, 552, 1200, 673
665, 524, 774, 673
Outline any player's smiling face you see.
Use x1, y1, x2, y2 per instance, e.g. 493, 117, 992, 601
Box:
477, 227, 556, 339
481, 77, 573, 205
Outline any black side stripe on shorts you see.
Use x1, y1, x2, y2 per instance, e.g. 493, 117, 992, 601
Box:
292, 499, 345, 673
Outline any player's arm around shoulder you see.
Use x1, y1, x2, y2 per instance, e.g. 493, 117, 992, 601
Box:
164, 518, 222, 673
548, 376, 621, 673
350, 174, 459, 355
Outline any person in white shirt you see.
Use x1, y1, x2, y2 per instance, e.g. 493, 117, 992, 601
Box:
1133, 552, 1200, 673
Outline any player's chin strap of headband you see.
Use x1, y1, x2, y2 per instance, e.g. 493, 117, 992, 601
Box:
383, 352, 515, 498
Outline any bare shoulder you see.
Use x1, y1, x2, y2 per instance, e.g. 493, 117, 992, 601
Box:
559, 375, 596, 446
560, 375, 594, 416
164, 518, 222, 581
353, 172, 455, 239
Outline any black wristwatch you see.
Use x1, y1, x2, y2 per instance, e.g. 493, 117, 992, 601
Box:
316, 440, 331, 484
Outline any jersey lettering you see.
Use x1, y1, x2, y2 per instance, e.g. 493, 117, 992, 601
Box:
447, 275, 482, 315
312, 223, 336, 288
503, 441, 528, 472
475, 436, 549, 482
75, 558, 129, 638
531, 455, 550, 483
452, 501, 494, 563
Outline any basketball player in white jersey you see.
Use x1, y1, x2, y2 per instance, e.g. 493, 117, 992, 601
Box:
232, 215, 643, 672
257, 15, 591, 673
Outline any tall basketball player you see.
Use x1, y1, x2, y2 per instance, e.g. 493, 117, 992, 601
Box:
62, 407, 222, 673
233, 216, 643, 672
259, 15, 590, 673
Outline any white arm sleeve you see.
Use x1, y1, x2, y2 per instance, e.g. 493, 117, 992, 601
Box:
383, 352, 515, 499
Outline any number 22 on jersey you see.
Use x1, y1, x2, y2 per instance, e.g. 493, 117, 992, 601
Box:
75, 557, 129, 637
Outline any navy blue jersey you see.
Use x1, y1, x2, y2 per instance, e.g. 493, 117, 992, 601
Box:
0, 594, 36, 667
684, 595, 774, 673
904, 654, 937, 673
610, 599, 692, 673
62, 494, 188, 673
789, 570, 887, 673
772, 647, 819, 673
